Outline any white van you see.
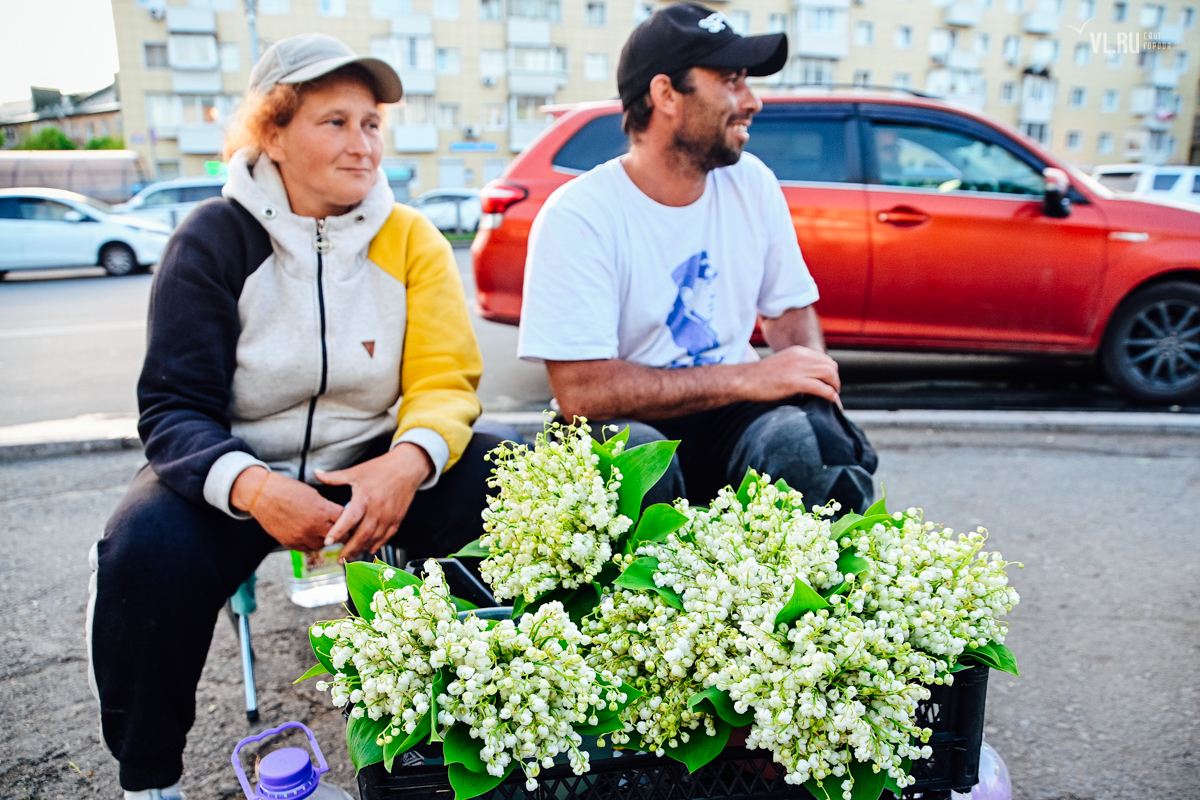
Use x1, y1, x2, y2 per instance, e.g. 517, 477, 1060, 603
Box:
1091, 164, 1200, 209
111, 176, 226, 230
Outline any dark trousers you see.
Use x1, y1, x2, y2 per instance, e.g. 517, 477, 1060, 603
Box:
89, 432, 500, 791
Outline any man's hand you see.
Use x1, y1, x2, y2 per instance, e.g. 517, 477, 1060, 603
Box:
315, 443, 434, 562
231, 466, 343, 552
744, 345, 841, 406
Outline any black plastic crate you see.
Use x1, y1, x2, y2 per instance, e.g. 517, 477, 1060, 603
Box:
357, 664, 989, 800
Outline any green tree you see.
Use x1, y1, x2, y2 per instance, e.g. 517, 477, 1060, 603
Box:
0, 129, 6, 148
85, 135, 124, 150
15, 127, 77, 150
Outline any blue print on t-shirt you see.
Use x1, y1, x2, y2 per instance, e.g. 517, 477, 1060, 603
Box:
667, 251, 722, 367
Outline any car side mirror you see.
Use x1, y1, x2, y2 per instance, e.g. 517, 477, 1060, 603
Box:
1042, 167, 1072, 218
63, 209, 86, 222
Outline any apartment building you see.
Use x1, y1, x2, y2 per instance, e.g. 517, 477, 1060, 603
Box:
111, 0, 1198, 193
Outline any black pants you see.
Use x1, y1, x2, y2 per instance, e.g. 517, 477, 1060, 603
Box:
89, 432, 499, 791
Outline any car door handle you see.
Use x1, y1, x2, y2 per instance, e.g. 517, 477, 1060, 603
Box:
877, 207, 929, 226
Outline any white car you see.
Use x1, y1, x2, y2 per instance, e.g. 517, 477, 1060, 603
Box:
112, 176, 226, 230
1091, 164, 1200, 209
0, 188, 171, 277
409, 188, 481, 234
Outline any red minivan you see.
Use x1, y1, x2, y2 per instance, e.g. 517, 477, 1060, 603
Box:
472, 92, 1200, 404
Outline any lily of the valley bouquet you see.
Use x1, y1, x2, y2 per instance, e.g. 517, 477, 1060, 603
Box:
299, 419, 1020, 800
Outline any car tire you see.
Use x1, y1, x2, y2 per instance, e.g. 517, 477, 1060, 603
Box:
100, 243, 137, 277
1101, 280, 1200, 405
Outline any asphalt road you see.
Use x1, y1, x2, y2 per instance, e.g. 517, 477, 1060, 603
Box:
1, 429, 1197, 800
2, 249, 1194, 429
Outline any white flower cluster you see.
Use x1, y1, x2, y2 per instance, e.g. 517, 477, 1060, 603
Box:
480, 419, 632, 602
313, 560, 611, 787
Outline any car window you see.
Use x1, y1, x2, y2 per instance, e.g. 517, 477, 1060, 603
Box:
142, 188, 184, 206
181, 185, 224, 202
745, 118, 850, 183
552, 114, 628, 173
870, 123, 1044, 195
1152, 173, 1181, 191
419, 198, 460, 228
1193, 175, 1200, 194
0, 198, 21, 219
1095, 172, 1141, 192
17, 199, 75, 220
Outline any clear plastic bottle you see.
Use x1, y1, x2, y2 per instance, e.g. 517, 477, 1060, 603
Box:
288, 546, 348, 608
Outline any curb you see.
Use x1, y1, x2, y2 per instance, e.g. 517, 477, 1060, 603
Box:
1, 408, 1197, 464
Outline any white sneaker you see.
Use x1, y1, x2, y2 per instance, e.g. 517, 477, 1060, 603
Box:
124, 782, 186, 800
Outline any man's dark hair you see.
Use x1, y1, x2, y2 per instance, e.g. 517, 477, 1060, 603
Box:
622, 67, 695, 136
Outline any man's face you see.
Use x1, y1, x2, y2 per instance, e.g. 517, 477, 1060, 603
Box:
671, 67, 763, 173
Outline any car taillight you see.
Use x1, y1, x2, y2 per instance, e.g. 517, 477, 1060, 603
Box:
480, 181, 528, 214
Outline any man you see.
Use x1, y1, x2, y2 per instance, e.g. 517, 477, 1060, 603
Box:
518, 2, 876, 511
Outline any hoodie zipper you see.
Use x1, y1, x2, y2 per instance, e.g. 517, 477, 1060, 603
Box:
297, 218, 331, 483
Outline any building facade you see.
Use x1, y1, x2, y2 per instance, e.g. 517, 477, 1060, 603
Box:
110, 0, 1198, 192
0, 84, 123, 149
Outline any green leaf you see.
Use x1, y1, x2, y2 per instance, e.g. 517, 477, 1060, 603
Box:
429, 669, 451, 743
735, 468, 758, 507
575, 716, 627, 736
448, 761, 516, 800
605, 425, 630, 449
960, 642, 1020, 676
837, 549, 871, 577
686, 687, 755, 727
864, 486, 888, 517
347, 712, 390, 774
882, 757, 911, 798
510, 593, 529, 619
664, 716, 731, 773
834, 514, 895, 539
293, 663, 330, 684
383, 711, 431, 771
443, 722, 488, 772
624, 503, 689, 554
614, 556, 684, 610
309, 627, 338, 677
830, 512, 864, 538
591, 438, 614, 482
847, 758, 887, 800
593, 561, 621, 589
346, 561, 385, 621
773, 478, 793, 493
450, 539, 490, 558
382, 566, 421, 590
611, 440, 680, 523
820, 580, 850, 599
804, 778, 838, 800
453, 595, 479, 612
774, 578, 830, 629
562, 582, 601, 625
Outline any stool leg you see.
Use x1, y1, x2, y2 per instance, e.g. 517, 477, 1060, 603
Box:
238, 613, 259, 723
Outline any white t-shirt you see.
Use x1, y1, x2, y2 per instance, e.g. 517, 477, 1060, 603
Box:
517, 154, 819, 368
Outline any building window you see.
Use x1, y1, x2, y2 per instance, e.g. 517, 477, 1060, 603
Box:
894, 25, 913, 49
1030, 38, 1059, 63
1074, 42, 1091, 64
1183, 7, 1196, 26
437, 102, 462, 128
145, 94, 184, 132
156, 160, 182, 180
999, 80, 1016, 103
480, 49, 507, 79
799, 58, 835, 84
1114, 0, 1127, 21
436, 48, 462, 75
509, 0, 561, 21
974, 32, 990, 54
584, 52, 610, 81
219, 42, 241, 73
809, 8, 836, 31
855, 21, 874, 46
730, 10, 750, 34
1078, 0, 1095, 17
372, 0, 412, 16
1066, 130, 1082, 151
1020, 122, 1049, 143
395, 95, 436, 125
512, 47, 567, 72
168, 34, 219, 70
893, 72, 912, 89
633, 1, 654, 24
1097, 131, 1115, 153
144, 42, 169, 69
481, 102, 506, 128
1139, 3, 1165, 26
1175, 50, 1188, 71
1069, 86, 1086, 107
1101, 88, 1119, 110
1106, 50, 1123, 67
1003, 35, 1021, 64
259, 0, 289, 13
1006, 0, 1023, 12
514, 95, 550, 120
435, 0, 460, 18
585, 0, 607, 24
318, 0, 347, 15
480, 0, 504, 21
768, 13, 787, 32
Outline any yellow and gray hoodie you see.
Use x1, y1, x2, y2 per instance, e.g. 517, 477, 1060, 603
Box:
137, 149, 483, 518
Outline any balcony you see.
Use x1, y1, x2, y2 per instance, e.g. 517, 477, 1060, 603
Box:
1148, 66, 1179, 88
172, 71, 222, 94
393, 124, 439, 153
509, 71, 566, 95
1019, 78, 1055, 123
165, 8, 216, 33
944, 1, 983, 27
947, 50, 980, 70
509, 118, 552, 152
398, 68, 437, 94
1022, 4, 1060, 34
1152, 22, 1184, 45
391, 13, 433, 36
507, 18, 552, 46
178, 124, 224, 154
1129, 86, 1155, 114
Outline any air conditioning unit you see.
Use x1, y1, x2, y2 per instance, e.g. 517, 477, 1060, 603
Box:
149, 6, 166, 19
463, 124, 482, 140
482, 76, 497, 88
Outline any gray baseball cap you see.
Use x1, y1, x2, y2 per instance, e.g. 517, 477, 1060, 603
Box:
248, 33, 403, 103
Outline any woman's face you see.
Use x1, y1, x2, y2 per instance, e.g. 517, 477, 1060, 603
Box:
264, 77, 384, 219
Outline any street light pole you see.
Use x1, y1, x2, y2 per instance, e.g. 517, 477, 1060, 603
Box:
244, 0, 261, 66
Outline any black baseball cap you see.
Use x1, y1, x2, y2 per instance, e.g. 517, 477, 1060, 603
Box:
618, 2, 788, 109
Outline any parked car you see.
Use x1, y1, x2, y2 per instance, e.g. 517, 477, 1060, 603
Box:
410, 188, 481, 235
1091, 164, 1200, 209
111, 176, 227, 230
0, 188, 170, 277
472, 93, 1200, 405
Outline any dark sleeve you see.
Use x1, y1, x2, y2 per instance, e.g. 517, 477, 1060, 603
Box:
136, 199, 272, 506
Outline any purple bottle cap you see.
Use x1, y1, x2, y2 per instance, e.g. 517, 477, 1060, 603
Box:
255, 747, 319, 799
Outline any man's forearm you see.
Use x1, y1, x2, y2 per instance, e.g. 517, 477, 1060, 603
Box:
760, 305, 826, 353
548, 359, 758, 422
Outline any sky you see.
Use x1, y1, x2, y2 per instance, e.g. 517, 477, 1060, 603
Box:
0, 0, 121, 104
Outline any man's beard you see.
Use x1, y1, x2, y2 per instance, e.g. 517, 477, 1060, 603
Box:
671, 106, 748, 174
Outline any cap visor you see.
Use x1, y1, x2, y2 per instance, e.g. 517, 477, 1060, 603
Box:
694, 33, 788, 77
280, 55, 403, 103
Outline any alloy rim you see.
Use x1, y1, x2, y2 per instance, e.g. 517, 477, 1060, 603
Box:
1122, 299, 1200, 389
105, 248, 134, 275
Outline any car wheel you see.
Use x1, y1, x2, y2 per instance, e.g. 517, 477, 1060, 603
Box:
100, 243, 137, 277
1101, 281, 1200, 404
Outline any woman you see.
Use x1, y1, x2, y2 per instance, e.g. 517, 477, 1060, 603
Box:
89, 34, 495, 800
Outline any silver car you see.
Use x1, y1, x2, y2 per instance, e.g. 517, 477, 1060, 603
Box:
409, 188, 481, 235
112, 176, 227, 230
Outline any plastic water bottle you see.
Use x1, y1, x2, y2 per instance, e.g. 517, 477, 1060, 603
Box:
232, 721, 355, 800
951, 737, 1013, 800
288, 547, 348, 608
